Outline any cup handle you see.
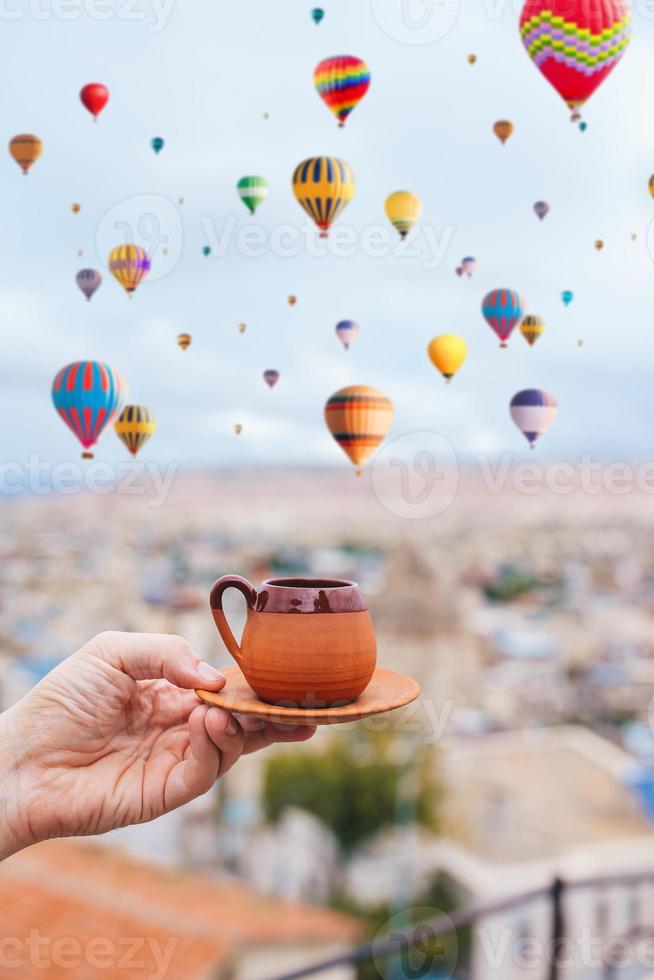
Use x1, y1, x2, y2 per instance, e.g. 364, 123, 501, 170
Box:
210, 575, 257, 669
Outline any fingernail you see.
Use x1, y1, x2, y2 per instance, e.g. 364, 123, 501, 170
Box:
198, 661, 223, 682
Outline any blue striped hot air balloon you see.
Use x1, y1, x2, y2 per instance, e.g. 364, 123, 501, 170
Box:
52, 360, 125, 458
482, 289, 525, 347
510, 389, 558, 449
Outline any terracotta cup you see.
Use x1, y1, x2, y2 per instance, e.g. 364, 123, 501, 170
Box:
209, 576, 377, 708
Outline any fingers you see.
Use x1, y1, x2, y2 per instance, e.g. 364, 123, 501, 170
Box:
85, 631, 225, 691
163, 704, 222, 811
204, 707, 246, 777
239, 715, 317, 755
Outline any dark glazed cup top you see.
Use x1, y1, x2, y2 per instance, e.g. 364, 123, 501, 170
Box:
257, 578, 365, 614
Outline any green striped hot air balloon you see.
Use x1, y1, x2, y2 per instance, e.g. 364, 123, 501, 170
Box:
237, 175, 269, 215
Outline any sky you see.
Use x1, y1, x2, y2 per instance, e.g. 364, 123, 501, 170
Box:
3, 0, 654, 472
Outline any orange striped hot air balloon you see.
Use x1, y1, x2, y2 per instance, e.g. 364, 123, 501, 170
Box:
108, 244, 151, 296
9, 134, 42, 174
324, 385, 394, 475
177, 333, 192, 350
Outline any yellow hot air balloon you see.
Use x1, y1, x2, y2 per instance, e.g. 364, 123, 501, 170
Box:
493, 120, 514, 145
114, 405, 157, 457
238, 322, 247, 334
108, 244, 151, 295
427, 335, 468, 383
650, 175, 654, 198
324, 385, 394, 474
292, 157, 356, 238
468, 54, 477, 64
9, 134, 42, 174
71, 203, 81, 214
288, 295, 297, 306
177, 333, 192, 350
595, 240, 604, 251
520, 315, 545, 347
384, 191, 422, 241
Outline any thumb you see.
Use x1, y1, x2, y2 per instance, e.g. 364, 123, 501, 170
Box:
85, 631, 225, 691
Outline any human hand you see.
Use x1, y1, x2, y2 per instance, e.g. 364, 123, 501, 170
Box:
0, 631, 315, 860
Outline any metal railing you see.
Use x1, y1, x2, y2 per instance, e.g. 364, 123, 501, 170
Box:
268, 869, 654, 980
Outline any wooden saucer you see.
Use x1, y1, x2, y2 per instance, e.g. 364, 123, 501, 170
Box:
196, 666, 421, 727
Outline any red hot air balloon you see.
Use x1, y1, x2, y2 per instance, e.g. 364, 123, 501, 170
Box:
80, 83, 110, 120
520, 1, 631, 119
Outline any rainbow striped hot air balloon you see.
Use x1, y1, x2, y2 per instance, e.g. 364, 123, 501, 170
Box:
510, 389, 558, 448
115, 405, 156, 457
292, 157, 356, 238
520, 0, 632, 119
237, 176, 269, 215
324, 385, 393, 474
336, 320, 359, 350
52, 360, 124, 458
482, 289, 525, 347
313, 55, 371, 127
108, 244, 151, 296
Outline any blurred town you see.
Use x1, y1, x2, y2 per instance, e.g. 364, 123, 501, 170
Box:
3, 467, 654, 979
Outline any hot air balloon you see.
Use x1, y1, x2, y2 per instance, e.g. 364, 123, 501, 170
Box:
292, 157, 356, 238
80, 83, 109, 120
534, 201, 550, 221
336, 320, 359, 350
461, 256, 477, 278
313, 55, 371, 128
52, 361, 124, 459
482, 289, 525, 347
263, 370, 280, 389
562, 290, 574, 307
579, 122, 588, 132
203, 246, 211, 256
494, 120, 514, 144
151, 137, 164, 154
237, 176, 269, 215
520, 0, 631, 120
288, 295, 297, 306
427, 335, 468, 383
324, 385, 394, 474
520, 314, 545, 346
649, 176, 654, 198
595, 240, 604, 251
238, 323, 247, 334
468, 54, 477, 64
384, 191, 422, 241
76, 268, 102, 302
510, 389, 558, 448
177, 333, 192, 350
234, 424, 243, 435
71, 203, 81, 214
9, 134, 42, 174
115, 405, 156, 457
311, 7, 324, 23
108, 244, 151, 295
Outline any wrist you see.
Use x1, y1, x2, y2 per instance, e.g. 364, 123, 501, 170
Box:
0, 705, 32, 860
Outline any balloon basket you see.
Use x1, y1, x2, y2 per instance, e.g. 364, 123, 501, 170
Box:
500, 343, 508, 349
319, 231, 328, 239
82, 451, 94, 460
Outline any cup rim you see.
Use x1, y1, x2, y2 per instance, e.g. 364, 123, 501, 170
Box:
260, 577, 358, 590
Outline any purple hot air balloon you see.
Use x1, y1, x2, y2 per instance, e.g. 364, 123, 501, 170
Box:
335, 320, 359, 350
510, 389, 558, 449
534, 201, 550, 221
263, 369, 280, 389
76, 268, 102, 302
461, 256, 477, 278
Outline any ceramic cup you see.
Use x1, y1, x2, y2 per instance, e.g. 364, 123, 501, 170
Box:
209, 576, 377, 708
